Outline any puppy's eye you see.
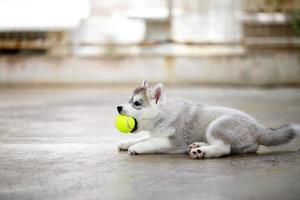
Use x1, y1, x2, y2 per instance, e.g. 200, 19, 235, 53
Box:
134, 101, 141, 106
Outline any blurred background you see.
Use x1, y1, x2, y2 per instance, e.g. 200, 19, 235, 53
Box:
0, 0, 299, 86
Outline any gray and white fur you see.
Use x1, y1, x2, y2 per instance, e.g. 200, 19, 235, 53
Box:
117, 81, 300, 159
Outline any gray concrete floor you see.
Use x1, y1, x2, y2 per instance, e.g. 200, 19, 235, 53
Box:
0, 86, 300, 200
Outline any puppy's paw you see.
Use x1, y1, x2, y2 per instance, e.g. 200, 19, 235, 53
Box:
189, 148, 206, 159
117, 141, 132, 151
128, 146, 140, 155
187, 142, 208, 153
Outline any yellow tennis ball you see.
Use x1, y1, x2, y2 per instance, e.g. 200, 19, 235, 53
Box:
115, 114, 137, 134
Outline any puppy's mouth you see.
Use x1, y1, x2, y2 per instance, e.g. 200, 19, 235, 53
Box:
117, 110, 138, 133
119, 111, 127, 116
130, 118, 138, 133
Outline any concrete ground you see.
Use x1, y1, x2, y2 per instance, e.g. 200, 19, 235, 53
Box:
0, 86, 300, 200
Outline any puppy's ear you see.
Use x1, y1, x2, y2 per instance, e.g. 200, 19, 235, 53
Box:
141, 80, 149, 88
151, 83, 164, 104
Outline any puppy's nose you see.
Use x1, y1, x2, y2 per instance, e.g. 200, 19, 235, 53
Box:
117, 106, 123, 113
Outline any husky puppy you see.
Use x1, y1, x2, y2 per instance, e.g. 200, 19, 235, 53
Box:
117, 81, 300, 159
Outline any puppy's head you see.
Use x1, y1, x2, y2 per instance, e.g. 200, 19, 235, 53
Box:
116, 80, 165, 132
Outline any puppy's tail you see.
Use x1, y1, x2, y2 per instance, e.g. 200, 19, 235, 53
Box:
256, 124, 300, 154
258, 124, 298, 146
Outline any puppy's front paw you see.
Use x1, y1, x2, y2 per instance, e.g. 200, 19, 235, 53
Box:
118, 141, 132, 151
128, 146, 139, 155
189, 148, 206, 159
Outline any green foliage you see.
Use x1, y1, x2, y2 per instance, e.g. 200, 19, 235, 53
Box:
289, 10, 300, 36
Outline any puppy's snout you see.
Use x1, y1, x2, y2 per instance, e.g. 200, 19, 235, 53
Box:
117, 106, 123, 114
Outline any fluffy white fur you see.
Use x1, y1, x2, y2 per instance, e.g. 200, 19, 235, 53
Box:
117, 81, 300, 159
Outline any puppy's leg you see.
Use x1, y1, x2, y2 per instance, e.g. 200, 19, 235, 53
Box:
187, 142, 208, 153
190, 116, 234, 159
118, 136, 149, 151
128, 137, 172, 155
189, 140, 230, 159
189, 114, 264, 159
